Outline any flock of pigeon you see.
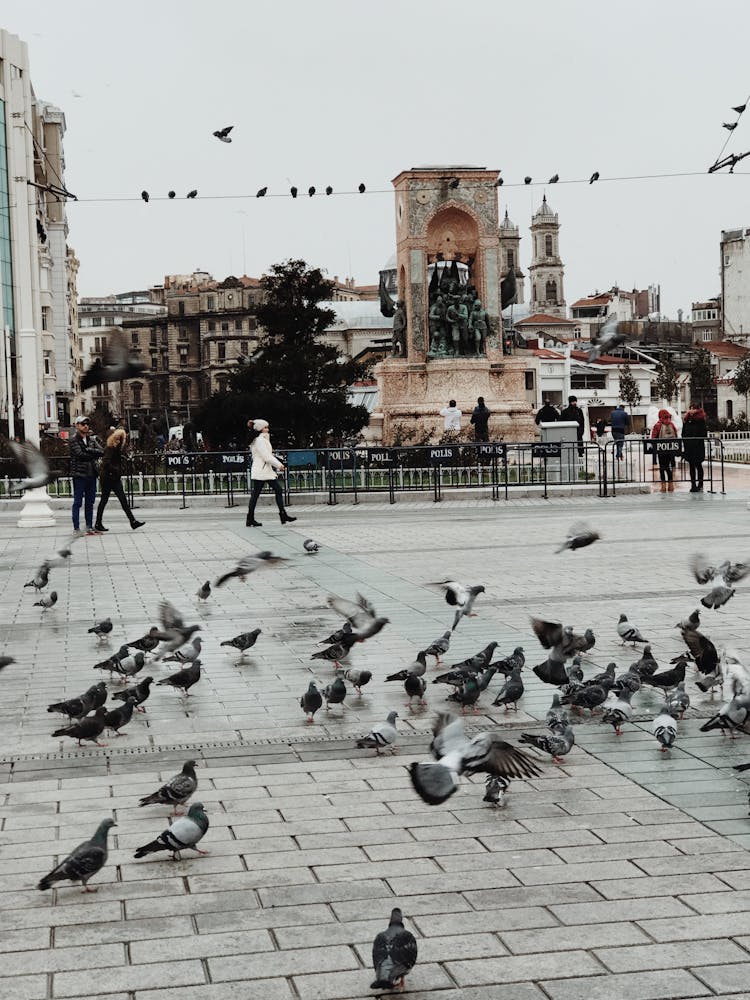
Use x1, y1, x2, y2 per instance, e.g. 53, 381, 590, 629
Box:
13, 516, 750, 993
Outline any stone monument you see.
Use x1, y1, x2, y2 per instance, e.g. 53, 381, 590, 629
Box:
374, 166, 535, 443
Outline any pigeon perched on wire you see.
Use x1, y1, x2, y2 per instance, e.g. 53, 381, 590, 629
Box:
587, 313, 627, 362
386, 650, 427, 683
37, 818, 116, 892
215, 551, 287, 587
153, 601, 201, 660
195, 581, 211, 602
690, 553, 750, 586
162, 636, 202, 665
51, 707, 108, 747
356, 711, 399, 754
24, 560, 50, 591
138, 760, 198, 813
424, 630, 451, 665
556, 521, 600, 553
48, 681, 106, 721
135, 802, 209, 860
371, 907, 418, 993
409, 711, 542, 805
34, 591, 57, 612
617, 614, 648, 646
8, 439, 58, 491
303, 539, 320, 554
157, 660, 201, 697
220, 629, 261, 661
112, 676, 153, 713
343, 666, 372, 695
652, 710, 677, 751
80, 329, 146, 390
701, 584, 735, 610
519, 724, 575, 764
88, 618, 113, 642
300, 681, 323, 723
327, 593, 389, 642
213, 125, 233, 142
429, 580, 485, 631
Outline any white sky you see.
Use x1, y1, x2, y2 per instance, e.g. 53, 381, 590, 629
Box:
3, 0, 750, 315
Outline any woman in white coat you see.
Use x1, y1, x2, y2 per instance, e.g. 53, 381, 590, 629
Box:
245, 418, 296, 527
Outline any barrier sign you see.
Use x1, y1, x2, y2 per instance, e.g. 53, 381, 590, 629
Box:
643, 440, 682, 456
477, 443, 507, 459
166, 454, 193, 468
429, 446, 458, 464
220, 453, 247, 467
365, 448, 393, 464
532, 442, 561, 458
326, 450, 355, 469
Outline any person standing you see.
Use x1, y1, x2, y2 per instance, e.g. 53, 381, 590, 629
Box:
245, 419, 297, 527
559, 395, 585, 456
682, 403, 708, 492
94, 428, 144, 531
535, 399, 560, 426
69, 416, 104, 536
610, 403, 630, 461
470, 397, 490, 441
439, 399, 462, 433
651, 408, 678, 492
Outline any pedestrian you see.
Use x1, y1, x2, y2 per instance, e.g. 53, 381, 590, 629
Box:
682, 402, 708, 492
559, 395, 585, 456
439, 399, 462, 433
534, 398, 560, 425
94, 428, 145, 532
470, 396, 491, 442
610, 403, 630, 461
651, 407, 678, 492
69, 416, 104, 536
245, 419, 296, 527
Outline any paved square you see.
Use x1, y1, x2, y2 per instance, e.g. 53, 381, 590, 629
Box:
1, 487, 750, 998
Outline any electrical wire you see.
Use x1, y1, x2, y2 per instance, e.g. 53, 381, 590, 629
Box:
709, 92, 750, 171
23, 121, 67, 193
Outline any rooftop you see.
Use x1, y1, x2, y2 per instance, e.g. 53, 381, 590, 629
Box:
517, 312, 576, 326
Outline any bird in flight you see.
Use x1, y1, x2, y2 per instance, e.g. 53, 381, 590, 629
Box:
213, 126, 234, 143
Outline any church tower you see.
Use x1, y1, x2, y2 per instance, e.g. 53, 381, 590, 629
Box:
528, 196, 565, 317
499, 209, 525, 305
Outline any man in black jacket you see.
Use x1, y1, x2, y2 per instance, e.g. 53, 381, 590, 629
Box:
535, 399, 560, 426
559, 395, 586, 456
470, 397, 491, 441
69, 416, 104, 535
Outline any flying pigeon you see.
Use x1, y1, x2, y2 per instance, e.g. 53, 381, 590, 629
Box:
34, 591, 57, 612
652, 710, 677, 751
483, 774, 509, 806
371, 907, 418, 992
723, 122, 738, 130
408, 712, 542, 805
38, 818, 116, 892
196, 581, 211, 602
139, 761, 198, 813
112, 676, 153, 713
52, 707, 108, 747
88, 617, 113, 641
424, 630, 451, 665
300, 681, 323, 723
343, 666, 372, 695
215, 551, 287, 587
733, 104, 747, 113
153, 601, 201, 660
162, 636, 202, 665
690, 553, 750, 586
220, 629, 261, 661
519, 724, 575, 764
141, 190, 149, 202
81, 329, 147, 390
587, 313, 627, 362
386, 651, 427, 683
356, 711, 399, 754
102, 697, 137, 736
47, 681, 106, 721
213, 125, 233, 142
492, 666, 524, 711
157, 660, 201, 697
135, 802, 209, 860
701, 584, 735, 610
617, 614, 648, 646
327, 593, 389, 642
589, 171, 599, 183
602, 688, 634, 735
681, 626, 719, 681
429, 580, 485, 631
303, 539, 320, 553
556, 521, 600, 553
8, 439, 58, 491
24, 560, 50, 591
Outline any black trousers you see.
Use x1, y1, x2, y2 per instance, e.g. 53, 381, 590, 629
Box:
657, 453, 674, 482
247, 478, 285, 519
96, 474, 135, 526
687, 459, 704, 487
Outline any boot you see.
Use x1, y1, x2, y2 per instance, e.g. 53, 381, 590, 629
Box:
94, 522, 108, 532
667, 481, 674, 492
280, 511, 297, 524
246, 501, 262, 527
660, 482, 667, 493
131, 520, 145, 529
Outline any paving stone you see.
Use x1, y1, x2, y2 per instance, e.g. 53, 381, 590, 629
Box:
446, 949, 604, 986
292, 963, 453, 1000
0, 974, 47, 1000
594, 938, 747, 972
209, 944, 359, 982
549, 896, 696, 925
136, 983, 294, 1000
538, 969, 711, 1000
592, 873, 731, 899
501, 920, 650, 954
689, 963, 750, 995
53, 959, 205, 996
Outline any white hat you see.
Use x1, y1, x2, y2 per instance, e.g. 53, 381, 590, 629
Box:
252, 419, 269, 431
73, 415, 90, 425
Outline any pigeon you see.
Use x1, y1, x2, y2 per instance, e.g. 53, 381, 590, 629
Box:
531, 617, 582, 661
524, 176, 532, 184
308, 186, 316, 197
612, 666, 642, 696
290, 186, 298, 198
324, 676, 347, 711
220, 629, 261, 661
549, 173, 559, 184
34, 590, 57, 612
447, 675, 482, 713
80, 329, 147, 390
519, 724, 575, 764
162, 636, 202, 665
94, 647, 145, 681
139, 760, 198, 813
135, 802, 209, 860
617, 614, 648, 646
546, 693, 568, 731
24, 560, 50, 591
733, 104, 747, 113
405, 673, 427, 709
435, 643, 500, 685
157, 660, 201, 696
587, 313, 627, 362
424, 630, 451, 664
430, 581, 485, 631
566, 656, 584, 683
449, 177, 460, 188
645, 661, 686, 691
723, 122, 738, 130
483, 774, 509, 806
631, 645, 658, 677
216, 551, 287, 587
88, 617, 113, 641
682, 628, 720, 689
386, 651, 427, 683
358, 182, 366, 193
303, 539, 320, 553
652, 710, 677, 751
213, 125, 233, 142
589, 171, 599, 183
38, 818, 116, 892
128, 627, 161, 655
490, 646, 525, 677
112, 676, 153, 712
563, 682, 609, 713
408, 712, 542, 805
695, 662, 723, 698
52, 707, 108, 747
356, 711, 399, 754
325, 185, 333, 195
371, 907, 418, 992
666, 681, 690, 719
311, 633, 356, 668
690, 553, 750, 586
186, 189, 197, 199
167, 191, 176, 199
102, 697, 136, 736
676, 609, 701, 632
153, 601, 201, 660
343, 667, 372, 695
492, 666, 524, 711
476, 665, 498, 693
327, 593, 389, 642
196, 581, 211, 602
572, 629, 596, 655
722, 650, 750, 700
319, 622, 353, 646
700, 691, 750, 738
256, 187, 267, 197
8, 439, 58, 491
48, 681, 106, 721
588, 662, 616, 688
533, 657, 569, 686
300, 681, 323, 723
701, 585, 735, 610
601, 688, 634, 735
141, 190, 149, 202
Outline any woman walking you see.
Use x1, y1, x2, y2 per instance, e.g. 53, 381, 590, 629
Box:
651, 408, 678, 492
682, 403, 708, 492
245, 419, 296, 527
94, 428, 144, 531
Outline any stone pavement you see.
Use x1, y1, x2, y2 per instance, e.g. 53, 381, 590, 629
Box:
1, 488, 750, 999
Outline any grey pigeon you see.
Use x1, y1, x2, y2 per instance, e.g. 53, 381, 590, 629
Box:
319, 622, 352, 646
424, 630, 451, 664
645, 661, 686, 690
490, 646, 525, 677
602, 688, 634, 734
153, 601, 201, 660
24, 560, 50, 591
631, 644, 658, 677
519, 724, 575, 763
681, 627, 719, 679
93, 644, 131, 677
220, 629, 261, 661
95, 647, 145, 682
343, 667, 372, 695
690, 553, 750, 586
52, 707, 108, 747
196, 581, 211, 602
215, 551, 287, 587
213, 125, 233, 142
700, 691, 750, 738
163, 636, 202, 665
447, 675, 481, 713
356, 711, 399, 754
139, 760, 198, 813
409, 711, 542, 805
613, 666, 642, 695
434, 642, 499, 685
48, 681, 106, 721
324, 676, 347, 712
80, 329, 146, 390
135, 802, 209, 860
9, 439, 59, 491
303, 538, 320, 553
588, 662, 616, 687
112, 676, 153, 712
156, 660, 201, 696
102, 697, 136, 735
546, 693, 568, 731
300, 681, 323, 723
587, 313, 627, 362
701, 584, 735, 610
34, 590, 58, 612
404, 673, 427, 709
563, 682, 609, 713
652, 710, 677, 751
128, 627, 161, 655
371, 907, 418, 992
386, 650, 427, 683
38, 818, 116, 892
617, 614, 648, 646
566, 656, 584, 683
88, 617, 113, 641
483, 774, 509, 806
429, 580, 485, 631
476, 665, 498, 692
492, 666, 524, 711
311, 634, 356, 668
327, 593, 389, 642
666, 681, 690, 719
556, 521, 600, 553
676, 609, 700, 632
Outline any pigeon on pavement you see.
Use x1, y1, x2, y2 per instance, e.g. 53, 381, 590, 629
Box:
612, 666, 642, 695
424, 630, 451, 664
546, 693, 569, 731
447, 675, 482, 714
52, 708, 108, 747
220, 629, 261, 661
490, 646, 525, 677
645, 661, 687, 690
38, 818, 116, 892
700, 690, 750, 738
24, 560, 50, 591
156, 660, 201, 696
617, 614, 648, 646
386, 651, 427, 683
127, 627, 161, 655
48, 681, 106, 721
135, 802, 209, 860
88, 618, 113, 642
324, 676, 347, 712
343, 667, 372, 695
112, 676, 153, 712
602, 688, 634, 735
356, 711, 399, 754
483, 774, 510, 806
405, 673, 427, 709
652, 710, 677, 751
138, 760, 198, 813
319, 622, 353, 646
162, 636, 202, 665
311, 633, 357, 669
434, 642, 499, 685
371, 907, 418, 992
701, 584, 735, 610
327, 593, 389, 642
103, 697, 137, 736
300, 681, 323, 723
519, 724, 575, 764
555, 521, 600, 553
303, 539, 320, 553
562, 682, 609, 713
631, 645, 658, 677
666, 681, 690, 719
34, 590, 57, 612
492, 665, 524, 711
676, 609, 700, 632
690, 553, 750, 586
215, 551, 287, 587
8, 439, 59, 491
429, 580, 485, 631
196, 581, 211, 602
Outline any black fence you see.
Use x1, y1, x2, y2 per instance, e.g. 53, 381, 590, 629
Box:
0, 437, 726, 505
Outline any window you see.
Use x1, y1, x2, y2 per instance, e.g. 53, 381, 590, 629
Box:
218, 341, 226, 361
208, 321, 215, 332
161, 330, 168, 344
43, 355, 51, 376
178, 327, 188, 341
94, 337, 101, 352
506, 250, 514, 270
132, 384, 142, 407
235, 318, 243, 331
545, 235, 553, 257
570, 374, 606, 390
727, 400, 734, 419
179, 348, 188, 366
131, 331, 139, 347
92, 316, 102, 327
240, 340, 249, 354
525, 371, 534, 390
247, 317, 257, 331
150, 331, 157, 346
703, 331, 712, 342
151, 356, 158, 371
221, 321, 229, 333
545, 279, 557, 303
41, 306, 50, 331
207, 296, 215, 311
180, 382, 190, 403
178, 301, 185, 316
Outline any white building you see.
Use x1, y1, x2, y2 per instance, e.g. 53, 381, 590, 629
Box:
721, 227, 750, 344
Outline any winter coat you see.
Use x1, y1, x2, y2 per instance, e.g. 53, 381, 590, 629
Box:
69, 432, 103, 478
610, 407, 630, 434
535, 403, 559, 425
470, 404, 490, 435
682, 411, 707, 463
559, 404, 585, 440
100, 429, 128, 480
250, 432, 284, 481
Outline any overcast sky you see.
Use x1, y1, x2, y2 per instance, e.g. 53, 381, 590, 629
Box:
3, 0, 750, 315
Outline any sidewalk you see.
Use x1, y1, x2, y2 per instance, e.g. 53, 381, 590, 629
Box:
1, 491, 749, 998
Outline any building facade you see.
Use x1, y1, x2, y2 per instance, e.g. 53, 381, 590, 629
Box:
721, 227, 750, 344
528, 196, 566, 317
499, 210, 525, 304
691, 299, 721, 343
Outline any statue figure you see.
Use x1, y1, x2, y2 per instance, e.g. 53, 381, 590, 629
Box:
428, 294, 447, 355
445, 295, 461, 357
469, 299, 489, 356
392, 299, 407, 357
457, 295, 470, 356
